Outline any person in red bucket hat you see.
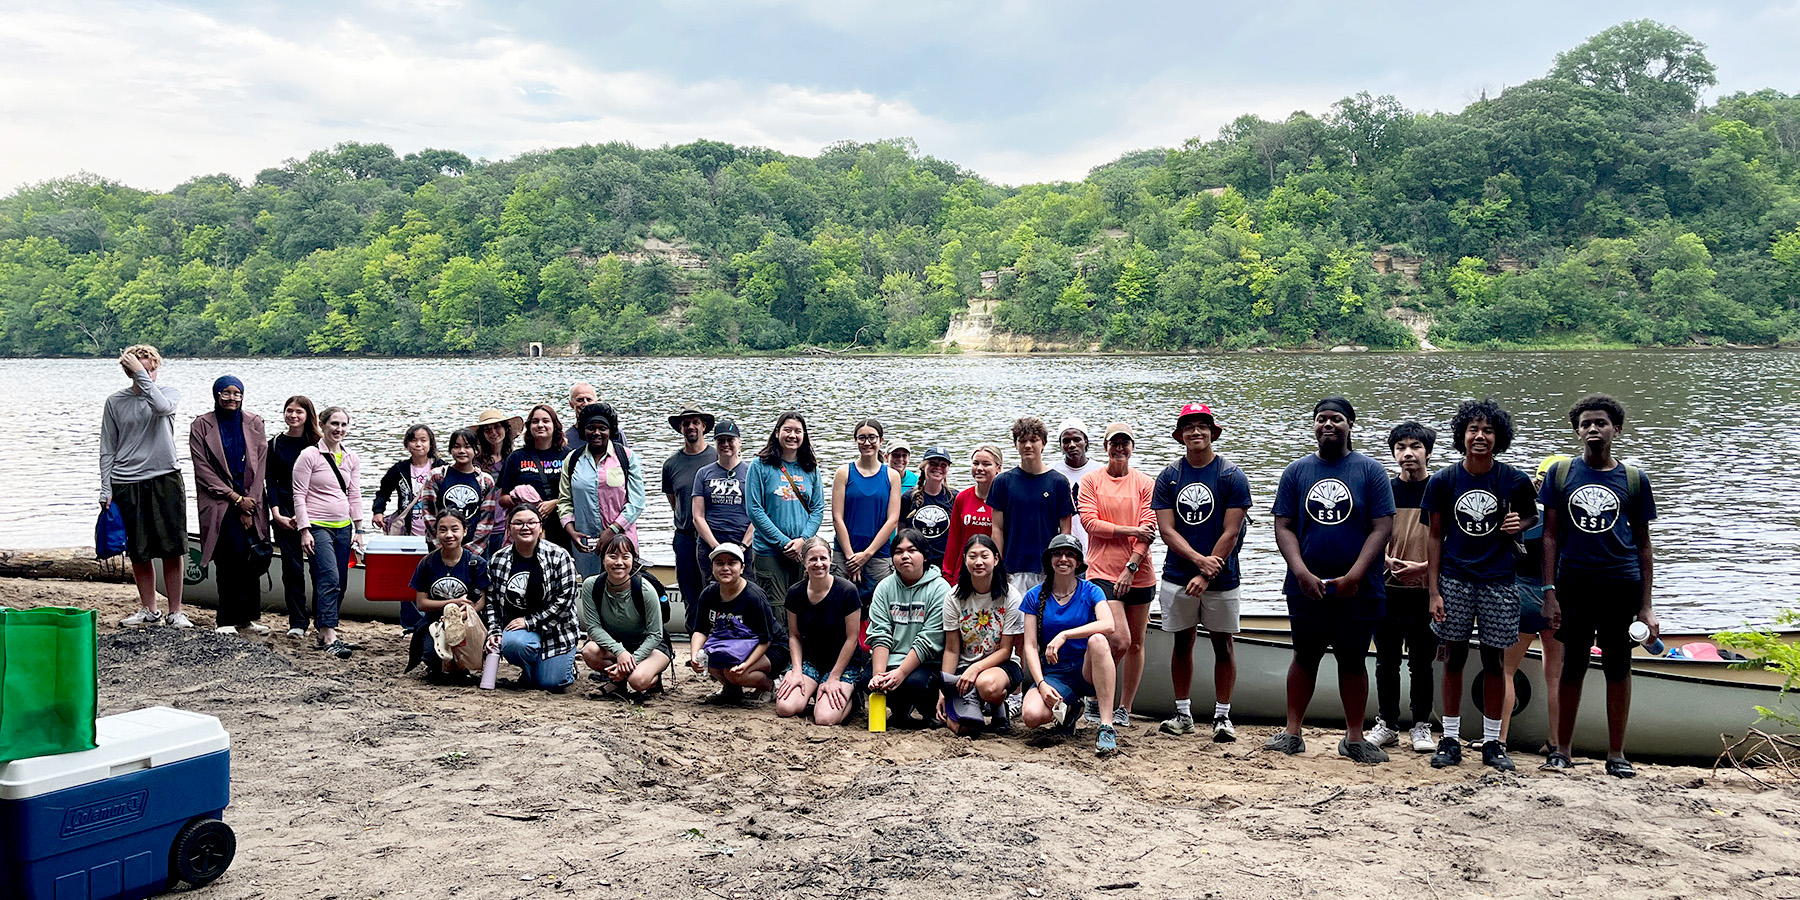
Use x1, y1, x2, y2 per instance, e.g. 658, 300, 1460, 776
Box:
1151, 403, 1251, 742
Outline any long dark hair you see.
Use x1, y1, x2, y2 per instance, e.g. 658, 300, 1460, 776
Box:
283, 395, 322, 443
954, 534, 1010, 604
476, 418, 515, 464
525, 404, 566, 452
756, 410, 817, 472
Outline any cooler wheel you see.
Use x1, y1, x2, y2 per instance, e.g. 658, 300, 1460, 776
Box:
169, 817, 236, 888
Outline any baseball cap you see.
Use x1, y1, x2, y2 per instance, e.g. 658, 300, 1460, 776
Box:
708, 542, 747, 562
1102, 422, 1135, 444
921, 446, 952, 463
713, 418, 742, 439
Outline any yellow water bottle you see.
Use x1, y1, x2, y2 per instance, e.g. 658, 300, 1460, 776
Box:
868, 691, 887, 732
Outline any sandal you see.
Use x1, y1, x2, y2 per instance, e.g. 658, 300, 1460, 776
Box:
1540, 751, 1573, 771
1605, 757, 1636, 778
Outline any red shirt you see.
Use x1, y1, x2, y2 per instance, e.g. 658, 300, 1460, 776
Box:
942, 486, 995, 583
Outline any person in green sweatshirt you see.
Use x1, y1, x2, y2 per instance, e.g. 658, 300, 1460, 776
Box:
866, 529, 949, 727
577, 533, 672, 698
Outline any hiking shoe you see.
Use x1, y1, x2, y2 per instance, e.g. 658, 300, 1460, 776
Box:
1366, 718, 1399, 748
1264, 732, 1305, 755
1338, 737, 1390, 764
1541, 751, 1573, 772
1212, 715, 1238, 743
1112, 708, 1131, 728
166, 612, 194, 628
214, 625, 238, 635
327, 639, 353, 659
1605, 757, 1636, 778
120, 608, 162, 627
1082, 697, 1102, 725
1482, 740, 1516, 772
1430, 736, 1463, 768
1096, 724, 1119, 756
287, 627, 306, 640
1410, 721, 1436, 752
243, 622, 271, 635
1159, 713, 1196, 736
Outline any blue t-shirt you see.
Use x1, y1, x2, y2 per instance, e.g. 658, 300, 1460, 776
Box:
408, 550, 489, 620
1538, 459, 1657, 580
693, 461, 752, 545
1271, 451, 1396, 600
1020, 579, 1106, 676
1422, 461, 1537, 583
1151, 455, 1252, 590
988, 467, 1075, 574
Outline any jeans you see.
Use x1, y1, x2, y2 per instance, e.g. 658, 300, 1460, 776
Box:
274, 523, 308, 629
673, 529, 702, 628
308, 525, 353, 629
1374, 586, 1437, 725
500, 629, 577, 689
399, 601, 423, 632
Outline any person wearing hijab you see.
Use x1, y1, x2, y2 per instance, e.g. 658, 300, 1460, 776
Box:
190, 375, 272, 634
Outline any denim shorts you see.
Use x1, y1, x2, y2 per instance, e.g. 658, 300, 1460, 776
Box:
1516, 578, 1550, 634
799, 659, 867, 686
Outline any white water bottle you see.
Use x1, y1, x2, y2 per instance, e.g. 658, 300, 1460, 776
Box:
1628, 621, 1666, 656
480, 651, 501, 690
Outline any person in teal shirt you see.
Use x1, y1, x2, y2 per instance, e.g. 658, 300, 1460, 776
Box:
746, 411, 824, 616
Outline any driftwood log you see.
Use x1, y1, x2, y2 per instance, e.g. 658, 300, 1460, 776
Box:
0, 547, 134, 582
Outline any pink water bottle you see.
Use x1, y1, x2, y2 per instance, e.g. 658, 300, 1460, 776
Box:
480, 651, 501, 690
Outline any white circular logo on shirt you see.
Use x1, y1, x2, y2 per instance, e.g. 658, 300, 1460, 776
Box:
429, 576, 469, 601
505, 571, 531, 600
912, 503, 950, 538
1568, 485, 1621, 534
443, 483, 480, 514
1453, 489, 1501, 537
1305, 478, 1354, 525
1176, 482, 1216, 526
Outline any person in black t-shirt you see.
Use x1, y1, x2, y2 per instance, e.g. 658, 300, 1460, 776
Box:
498, 405, 569, 546
776, 537, 866, 726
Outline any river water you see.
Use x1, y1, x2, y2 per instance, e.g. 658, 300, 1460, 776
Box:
7, 351, 1797, 630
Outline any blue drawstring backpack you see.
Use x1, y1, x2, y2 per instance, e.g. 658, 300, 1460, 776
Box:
95, 502, 127, 559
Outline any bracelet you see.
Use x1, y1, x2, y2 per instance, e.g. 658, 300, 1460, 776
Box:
1543, 584, 1556, 593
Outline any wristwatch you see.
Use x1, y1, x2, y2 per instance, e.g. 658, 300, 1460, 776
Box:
1125, 561, 1140, 573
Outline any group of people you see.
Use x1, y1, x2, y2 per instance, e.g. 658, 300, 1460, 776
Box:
98, 344, 1657, 769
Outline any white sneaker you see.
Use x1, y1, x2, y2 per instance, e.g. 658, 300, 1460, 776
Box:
1004, 692, 1024, 721
1082, 697, 1102, 725
120, 608, 162, 627
1112, 707, 1131, 728
286, 627, 306, 640
244, 622, 272, 635
214, 626, 238, 635
1367, 718, 1399, 748
166, 612, 194, 628
1211, 715, 1237, 743
1410, 722, 1436, 752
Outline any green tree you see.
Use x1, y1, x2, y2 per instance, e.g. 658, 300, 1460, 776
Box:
1550, 19, 1717, 113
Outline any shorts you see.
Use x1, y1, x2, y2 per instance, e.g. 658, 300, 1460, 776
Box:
955, 658, 1024, 691
114, 471, 188, 563
1039, 667, 1094, 703
1515, 578, 1550, 634
1158, 581, 1241, 634
1554, 572, 1642, 653
798, 659, 868, 686
1286, 592, 1380, 662
1009, 572, 1043, 600
1091, 578, 1155, 606
1431, 574, 1520, 649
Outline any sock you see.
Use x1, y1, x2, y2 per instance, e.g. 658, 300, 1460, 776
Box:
1175, 699, 1192, 716
1214, 702, 1231, 719
1483, 716, 1503, 744
1442, 716, 1461, 740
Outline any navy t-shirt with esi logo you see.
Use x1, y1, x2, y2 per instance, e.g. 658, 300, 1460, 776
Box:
1151, 456, 1252, 590
1538, 458, 1657, 580
409, 550, 489, 620
1271, 451, 1396, 600
1422, 461, 1537, 583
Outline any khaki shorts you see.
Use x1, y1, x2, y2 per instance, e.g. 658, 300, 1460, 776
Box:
1157, 580, 1241, 634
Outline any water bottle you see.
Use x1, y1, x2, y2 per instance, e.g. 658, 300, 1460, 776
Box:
480, 650, 501, 690
868, 691, 887, 732
1627, 621, 1665, 656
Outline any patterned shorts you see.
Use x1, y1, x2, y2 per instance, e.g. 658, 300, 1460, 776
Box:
1431, 575, 1520, 649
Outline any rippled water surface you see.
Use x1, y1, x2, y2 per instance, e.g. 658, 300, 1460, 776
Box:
7, 351, 1797, 629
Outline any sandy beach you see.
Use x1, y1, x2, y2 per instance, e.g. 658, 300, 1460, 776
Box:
5, 576, 1799, 900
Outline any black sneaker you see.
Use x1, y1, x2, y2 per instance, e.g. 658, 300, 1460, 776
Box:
1430, 736, 1463, 768
1481, 739, 1516, 772
703, 684, 745, 705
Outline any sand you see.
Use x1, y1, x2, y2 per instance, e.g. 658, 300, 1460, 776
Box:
5, 577, 1800, 899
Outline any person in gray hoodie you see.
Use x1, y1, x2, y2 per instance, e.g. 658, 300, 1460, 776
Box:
866, 529, 949, 726
100, 344, 189, 628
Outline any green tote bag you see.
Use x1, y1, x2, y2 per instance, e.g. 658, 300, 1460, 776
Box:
0, 607, 98, 763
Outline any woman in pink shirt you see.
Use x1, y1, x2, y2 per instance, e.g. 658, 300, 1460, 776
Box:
942, 444, 1003, 583
292, 405, 365, 659
1077, 423, 1157, 727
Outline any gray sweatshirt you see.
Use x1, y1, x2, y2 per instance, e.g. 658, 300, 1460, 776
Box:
99, 371, 181, 498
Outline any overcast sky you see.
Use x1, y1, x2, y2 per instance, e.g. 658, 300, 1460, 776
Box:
2, 0, 1796, 193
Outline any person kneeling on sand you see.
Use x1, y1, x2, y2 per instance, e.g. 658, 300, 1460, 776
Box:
484, 506, 582, 693
577, 533, 673, 699
775, 537, 866, 725
866, 530, 950, 728
937, 535, 1025, 737
689, 543, 789, 703
1020, 534, 1120, 756
407, 511, 489, 681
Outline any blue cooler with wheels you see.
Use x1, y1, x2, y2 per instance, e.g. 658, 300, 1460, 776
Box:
1, 706, 234, 900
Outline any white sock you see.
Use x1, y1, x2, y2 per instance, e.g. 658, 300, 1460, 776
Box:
1175, 699, 1192, 716
1442, 716, 1461, 740
1214, 702, 1231, 719
1483, 717, 1503, 744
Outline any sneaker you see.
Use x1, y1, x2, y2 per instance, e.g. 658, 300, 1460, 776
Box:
1338, 737, 1390, 764
166, 612, 194, 628
1081, 697, 1102, 725
703, 684, 745, 705
1212, 715, 1237, 743
244, 622, 271, 635
1264, 732, 1305, 755
1430, 736, 1463, 768
1481, 740, 1516, 772
1366, 718, 1399, 748
214, 626, 238, 635
327, 639, 353, 659
1112, 708, 1131, 728
1410, 721, 1436, 752
1159, 713, 1196, 736
988, 703, 1016, 735
1004, 691, 1024, 722
287, 627, 306, 640
120, 608, 162, 627
1096, 724, 1119, 756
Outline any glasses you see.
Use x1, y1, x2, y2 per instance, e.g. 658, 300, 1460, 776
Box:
855, 434, 881, 444
217, 390, 243, 399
